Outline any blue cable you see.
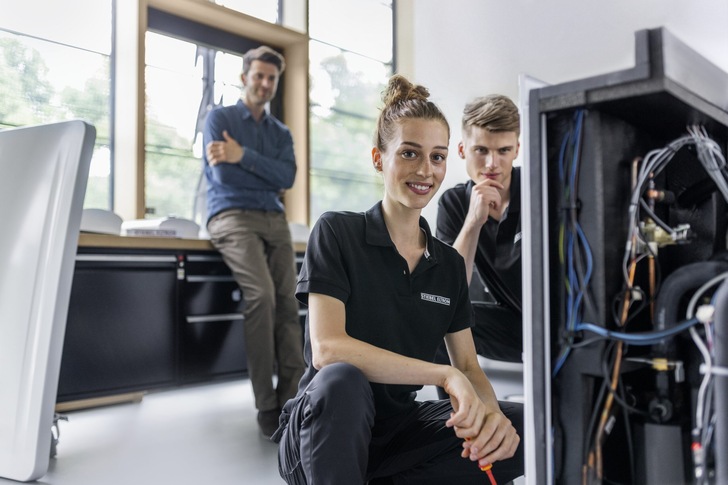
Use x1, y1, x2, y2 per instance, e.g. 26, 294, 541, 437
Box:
574, 318, 699, 345
554, 110, 590, 377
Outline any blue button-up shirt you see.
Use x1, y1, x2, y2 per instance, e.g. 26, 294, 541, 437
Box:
202, 99, 297, 221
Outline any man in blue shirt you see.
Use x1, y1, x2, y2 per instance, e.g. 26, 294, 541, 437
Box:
203, 45, 305, 437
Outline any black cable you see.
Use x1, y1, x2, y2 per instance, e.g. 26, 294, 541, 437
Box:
638, 198, 673, 234
583, 368, 609, 473
611, 286, 648, 328
600, 344, 651, 418
569, 336, 604, 349
617, 378, 637, 483
584, 341, 616, 466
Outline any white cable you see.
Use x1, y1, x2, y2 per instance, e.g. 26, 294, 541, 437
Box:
622, 128, 728, 286
691, 326, 713, 431
700, 364, 728, 377
687, 273, 728, 320
686, 277, 725, 441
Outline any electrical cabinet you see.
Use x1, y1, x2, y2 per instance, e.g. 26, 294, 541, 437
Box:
524, 28, 728, 484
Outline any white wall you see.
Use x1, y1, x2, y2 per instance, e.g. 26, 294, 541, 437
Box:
398, 0, 728, 225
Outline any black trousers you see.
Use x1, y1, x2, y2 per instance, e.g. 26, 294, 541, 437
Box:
275, 362, 524, 484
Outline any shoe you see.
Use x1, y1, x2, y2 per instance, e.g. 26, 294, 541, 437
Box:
257, 408, 281, 438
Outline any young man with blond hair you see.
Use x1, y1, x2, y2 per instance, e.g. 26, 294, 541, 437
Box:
434, 95, 523, 396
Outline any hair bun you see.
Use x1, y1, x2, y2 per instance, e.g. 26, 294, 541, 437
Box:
382, 74, 430, 107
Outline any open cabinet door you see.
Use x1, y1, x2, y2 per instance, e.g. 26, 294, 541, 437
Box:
0, 120, 95, 482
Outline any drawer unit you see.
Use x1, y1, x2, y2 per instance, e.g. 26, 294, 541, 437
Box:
179, 253, 247, 382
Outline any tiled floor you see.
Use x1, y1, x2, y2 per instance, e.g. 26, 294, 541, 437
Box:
2, 362, 524, 485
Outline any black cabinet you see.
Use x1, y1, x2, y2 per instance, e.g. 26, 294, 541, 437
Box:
57, 252, 178, 402
57, 239, 306, 405
179, 253, 247, 382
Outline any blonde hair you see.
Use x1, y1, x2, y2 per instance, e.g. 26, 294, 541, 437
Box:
462, 94, 520, 137
374, 74, 450, 152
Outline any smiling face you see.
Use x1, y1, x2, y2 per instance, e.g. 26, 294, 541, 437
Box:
459, 127, 519, 192
373, 118, 449, 212
241, 60, 280, 108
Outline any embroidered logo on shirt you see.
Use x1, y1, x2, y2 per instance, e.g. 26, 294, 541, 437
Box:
514, 232, 522, 245
421, 292, 450, 306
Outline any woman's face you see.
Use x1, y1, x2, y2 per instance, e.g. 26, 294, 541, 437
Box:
373, 118, 449, 212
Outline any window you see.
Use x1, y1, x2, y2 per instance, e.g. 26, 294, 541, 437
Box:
2, 1, 395, 226
308, 0, 394, 222
0, 0, 113, 209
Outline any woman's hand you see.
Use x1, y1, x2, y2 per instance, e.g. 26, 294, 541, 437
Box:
460, 408, 519, 468
441, 365, 520, 468
443, 369, 487, 437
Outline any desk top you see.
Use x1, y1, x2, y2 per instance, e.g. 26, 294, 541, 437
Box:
78, 233, 307, 253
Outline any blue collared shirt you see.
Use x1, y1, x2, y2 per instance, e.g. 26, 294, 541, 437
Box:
202, 99, 297, 221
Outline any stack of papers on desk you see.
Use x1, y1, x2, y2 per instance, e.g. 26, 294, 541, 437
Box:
121, 217, 200, 239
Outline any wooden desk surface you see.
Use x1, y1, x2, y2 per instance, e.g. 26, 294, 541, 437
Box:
78, 233, 307, 253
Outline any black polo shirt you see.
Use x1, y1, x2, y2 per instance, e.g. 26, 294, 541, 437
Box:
436, 166, 522, 313
295, 201, 472, 419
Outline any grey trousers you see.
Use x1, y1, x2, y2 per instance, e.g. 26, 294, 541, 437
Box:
275, 363, 524, 485
208, 209, 305, 411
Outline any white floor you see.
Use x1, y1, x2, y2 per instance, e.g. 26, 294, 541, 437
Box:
3, 362, 525, 485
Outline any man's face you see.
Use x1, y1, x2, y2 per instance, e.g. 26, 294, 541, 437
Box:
241, 60, 280, 107
459, 127, 519, 191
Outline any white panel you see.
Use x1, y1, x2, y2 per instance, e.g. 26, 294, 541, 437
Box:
0, 120, 95, 482
518, 73, 551, 485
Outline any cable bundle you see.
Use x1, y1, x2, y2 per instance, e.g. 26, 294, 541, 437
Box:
551, 118, 728, 484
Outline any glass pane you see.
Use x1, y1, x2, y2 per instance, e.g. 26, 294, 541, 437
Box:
0, 0, 112, 54
0, 30, 112, 210
215, 51, 244, 107
210, 0, 279, 24
310, 41, 389, 119
145, 33, 200, 142
310, 112, 377, 176
309, 0, 393, 63
309, 39, 390, 220
144, 33, 245, 221
145, 33, 203, 220
309, 173, 383, 223
309, 111, 384, 220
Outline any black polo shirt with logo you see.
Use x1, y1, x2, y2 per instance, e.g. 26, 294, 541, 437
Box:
436, 166, 522, 314
295, 201, 472, 419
